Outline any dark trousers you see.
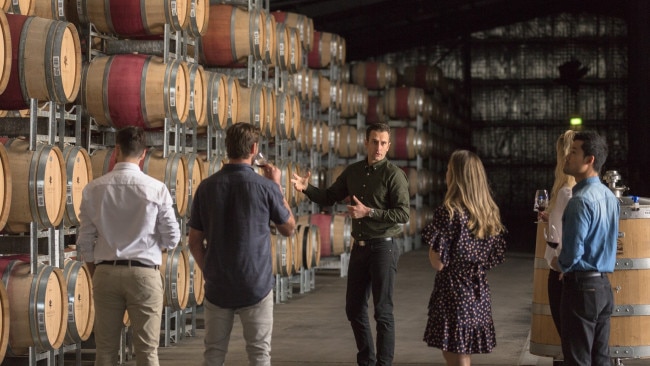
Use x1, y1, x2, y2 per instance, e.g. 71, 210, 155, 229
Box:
548, 269, 563, 336
345, 239, 399, 366
560, 274, 613, 366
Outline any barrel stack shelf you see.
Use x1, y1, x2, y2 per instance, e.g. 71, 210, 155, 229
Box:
0, 97, 89, 366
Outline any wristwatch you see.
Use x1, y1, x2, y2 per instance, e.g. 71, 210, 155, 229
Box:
368, 208, 375, 218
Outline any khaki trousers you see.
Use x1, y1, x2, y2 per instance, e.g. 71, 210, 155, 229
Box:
93, 264, 164, 366
203, 291, 274, 366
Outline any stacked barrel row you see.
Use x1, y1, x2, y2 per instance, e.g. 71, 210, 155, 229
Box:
0, 255, 94, 363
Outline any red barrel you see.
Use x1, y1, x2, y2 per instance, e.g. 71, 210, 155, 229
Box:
383, 87, 424, 120
76, 0, 188, 36
351, 62, 396, 90
82, 54, 190, 128
308, 31, 332, 69
308, 213, 351, 257
0, 14, 81, 109
199, 4, 265, 67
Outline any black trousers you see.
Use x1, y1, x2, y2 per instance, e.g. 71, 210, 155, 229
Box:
560, 274, 613, 366
548, 269, 563, 336
345, 239, 399, 366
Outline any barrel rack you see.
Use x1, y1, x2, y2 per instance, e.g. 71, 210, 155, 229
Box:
0, 98, 84, 365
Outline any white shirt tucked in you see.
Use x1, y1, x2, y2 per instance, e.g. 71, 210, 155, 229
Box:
77, 162, 180, 266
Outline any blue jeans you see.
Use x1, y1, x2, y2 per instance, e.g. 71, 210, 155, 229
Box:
560, 274, 613, 366
345, 239, 399, 366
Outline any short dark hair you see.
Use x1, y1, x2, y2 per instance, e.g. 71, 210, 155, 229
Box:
225, 122, 261, 159
574, 130, 608, 174
116, 126, 146, 158
366, 123, 390, 141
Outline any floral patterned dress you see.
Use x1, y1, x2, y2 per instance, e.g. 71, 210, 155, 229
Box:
421, 206, 507, 354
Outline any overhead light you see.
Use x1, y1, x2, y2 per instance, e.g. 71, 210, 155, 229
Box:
570, 115, 583, 126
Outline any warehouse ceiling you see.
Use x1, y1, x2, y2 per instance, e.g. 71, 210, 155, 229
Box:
269, 0, 627, 61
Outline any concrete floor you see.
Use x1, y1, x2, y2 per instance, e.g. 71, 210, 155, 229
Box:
66, 247, 647, 366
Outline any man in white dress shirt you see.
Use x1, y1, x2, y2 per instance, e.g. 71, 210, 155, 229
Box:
77, 126, 181, 366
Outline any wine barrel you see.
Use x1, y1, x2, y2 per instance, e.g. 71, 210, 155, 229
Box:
82, 54, 190, 128
351, 62, 397, 90
263, 86, 276, 138
186, 251, 205, 307
366, 95, 386, 124
198, 4, 265, 66
388, 127, 420, 160
400, 65, 446, 93
263, 11, 277, 67
225, 75, 240, 127
308, 31, 332, 69
0, 14, 81, 110
2, 138, 65, 233
204, 70, 228, 131
77, 0, 188, 36
89, 147, 116, 179
161, 246, 190, 311
335, 124, 361, 158
0, 258, 67, 355
185, 0, 209, 37
33, 0, 65, 20
529, 221, 561, 358
0, 142, 10, 232
272, 11, 313, 52
62, 259, 94, 344
383, 87, 424, 120
0, 280, 8, 363
5, 0, 34, 15
275, 92, 291, 140
271, 231, 293, 276
237, 83, 266, 127
186, 152, 205, 218
290, 93, 301, 140
186, 63, 207, 128
308, 213, 351, 257
607, 209, 650, 359
142, 149, 189, 218
295, 222, 321, 270
62, 145, 92, 227
0, 10, 11, 95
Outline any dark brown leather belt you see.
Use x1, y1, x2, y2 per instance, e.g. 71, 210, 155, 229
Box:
355, 237, 393, 247
98, 260, 159, 269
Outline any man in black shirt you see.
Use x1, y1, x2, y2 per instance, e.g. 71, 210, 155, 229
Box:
292, 123, 410, 366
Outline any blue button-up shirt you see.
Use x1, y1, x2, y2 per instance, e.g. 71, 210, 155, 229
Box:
558, 176, 619, 273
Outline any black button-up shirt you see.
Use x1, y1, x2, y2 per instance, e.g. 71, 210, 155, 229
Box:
304, 158, 410, 240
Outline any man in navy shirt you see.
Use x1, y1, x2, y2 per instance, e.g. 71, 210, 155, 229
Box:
188, 123, 295, 366
552, 130, 619, 366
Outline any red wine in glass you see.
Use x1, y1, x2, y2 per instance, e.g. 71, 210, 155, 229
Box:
254, 152, 268, 167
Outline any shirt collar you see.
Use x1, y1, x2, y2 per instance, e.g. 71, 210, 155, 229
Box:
223, 163, 255, 172
113, 162, 141, 171
365, 158, 387, 173
573, 176, 601, 192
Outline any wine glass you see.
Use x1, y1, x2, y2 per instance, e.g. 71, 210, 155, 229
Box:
253, 151, 268, 167
544, 224, 559, 250
534, 189, 549, 222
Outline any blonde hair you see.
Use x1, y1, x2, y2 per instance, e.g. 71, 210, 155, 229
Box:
444, 150, 505, 239
548, 130, 577, 212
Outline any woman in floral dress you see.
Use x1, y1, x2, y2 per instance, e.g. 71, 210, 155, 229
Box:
422, 150, 507, 366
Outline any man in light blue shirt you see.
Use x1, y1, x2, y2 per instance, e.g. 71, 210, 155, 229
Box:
552, 130, 619, 366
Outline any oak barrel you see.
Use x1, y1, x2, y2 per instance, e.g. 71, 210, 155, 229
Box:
62, 259, 94, 344
142, 149, 189, 218
2, 138, 65, 233
82, 54, 190, 128
161, 246, 190, 311
0, 14, 81, 110
0, 258, 67, 355
62, 145, 92, 227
